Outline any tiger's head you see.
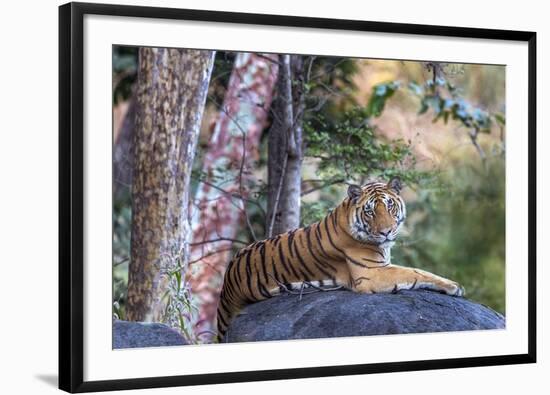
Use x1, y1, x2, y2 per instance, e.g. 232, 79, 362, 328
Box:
346, 177, 406, 246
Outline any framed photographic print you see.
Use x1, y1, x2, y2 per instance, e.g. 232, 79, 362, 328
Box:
59, 2, 536, 392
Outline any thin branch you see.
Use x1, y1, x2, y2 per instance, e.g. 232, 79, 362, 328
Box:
206, 94, 267, 232
113, 256, 130, 266
193, 177, 266, 218
317, 81, 350, 98
468, 128, 487, 169
112, 69, 136, 91
188, 248, 234, 266
189, 237, 249, 247
206, 96, 249, 139
113, 178, 131, 188
213, 84, 259, 240
208, 69, 233, 86
305, 94, 331, 114
301, 179, 328, 183
308, 58, 348, 81
267, 153, 288, 238
305, 56, 316, 84
256, 53, 283, 67
301, 179, 345, 196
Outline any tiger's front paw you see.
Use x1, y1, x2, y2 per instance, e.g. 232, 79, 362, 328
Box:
444, 281, 465, 297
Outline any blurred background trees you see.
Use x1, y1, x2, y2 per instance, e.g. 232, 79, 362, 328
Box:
188, 52, 279, 341
113, 46, 506, 343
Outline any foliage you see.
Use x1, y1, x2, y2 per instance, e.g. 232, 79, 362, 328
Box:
300, 200, 335, 227
160, 247, 202, 344
303, 57, 359, 117
305, 106, 433, 186
393, 156, 505, 313
208, 52, 237, 105
113, 193, 131, 320
112, 46, 137, 104
305, 57, 358, 93
408, 77, 505, 135
361, 73, 505, 141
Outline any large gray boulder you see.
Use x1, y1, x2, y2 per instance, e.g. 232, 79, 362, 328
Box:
113, 320, 187, 349
224, 289, 505, 343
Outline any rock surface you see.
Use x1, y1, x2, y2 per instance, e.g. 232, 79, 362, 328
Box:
224, 289, 505, 343
113, 320, 187, 349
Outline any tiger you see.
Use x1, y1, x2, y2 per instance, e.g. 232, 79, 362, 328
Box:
216, 177, 464, 342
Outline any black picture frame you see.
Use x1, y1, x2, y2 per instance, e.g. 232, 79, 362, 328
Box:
59, 2, 537, 392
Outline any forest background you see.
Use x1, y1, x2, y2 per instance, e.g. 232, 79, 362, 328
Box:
112, 47, 506, 344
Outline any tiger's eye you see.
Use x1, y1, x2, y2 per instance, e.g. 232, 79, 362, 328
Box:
365, 208, 374, 216
387, 200, 394, 207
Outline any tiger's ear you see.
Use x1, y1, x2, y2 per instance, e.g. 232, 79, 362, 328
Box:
347, 184, 363, 203
387, 177, 402, 194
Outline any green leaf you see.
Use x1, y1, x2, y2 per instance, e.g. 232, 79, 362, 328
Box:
366, 81, 400, 117
408, 81, 423, 96
494, 113, 506, 126
418, 100, 429, 115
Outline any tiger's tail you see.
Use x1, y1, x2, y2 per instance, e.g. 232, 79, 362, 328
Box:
216, 302, 243, 343
216, 276, 245, 343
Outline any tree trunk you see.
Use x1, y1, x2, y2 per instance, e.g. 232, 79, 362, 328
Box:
266, 55, 306, 237
126, 48, 215, 323
189, 53, 278, 341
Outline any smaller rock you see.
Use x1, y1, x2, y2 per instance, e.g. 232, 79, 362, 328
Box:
113, 320, 187, 349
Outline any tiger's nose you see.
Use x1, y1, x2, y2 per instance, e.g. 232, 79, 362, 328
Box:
379, 228, 392, 236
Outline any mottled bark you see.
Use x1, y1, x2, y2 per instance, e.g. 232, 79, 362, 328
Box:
189, 53, 278, 341
267, 55, 306, 237
126, 48, 215, 323
113, 98, 136, 200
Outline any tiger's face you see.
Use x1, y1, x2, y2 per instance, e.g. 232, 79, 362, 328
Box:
346, 178, 406, 246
